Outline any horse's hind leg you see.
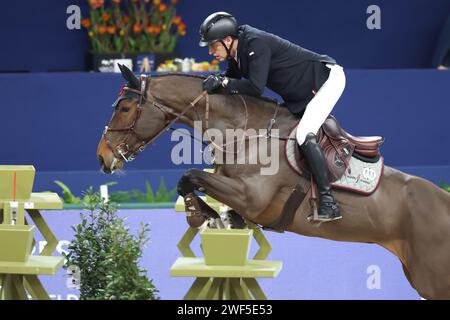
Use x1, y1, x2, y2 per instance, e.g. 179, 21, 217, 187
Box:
402, 176, 450, 299
401, 263, 414, 289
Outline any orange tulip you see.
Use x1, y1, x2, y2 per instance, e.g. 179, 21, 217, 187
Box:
88, 0, 104, 9
145, 25, 161, 35
158, 3, 168, 11
81, 18, 91, 28
178, 29, 186, 36
145, 26, 152, 34
102, 12, 111, 22
178, 22, 186, 31
171, 0, 178, 4
107, 26, 117, 35
112, 0, 121, 4
123, 15, 130, 24
172, 16, 181, 25
153, 0, 161, 5
133, 23, 142, 33
98, 25, 107, 35
131, 0, 139, 4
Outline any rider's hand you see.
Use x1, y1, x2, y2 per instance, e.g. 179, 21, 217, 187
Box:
203, 74, 225, 94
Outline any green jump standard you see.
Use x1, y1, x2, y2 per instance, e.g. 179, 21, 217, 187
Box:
0, 165, 64, 300
171, 187, 282, 300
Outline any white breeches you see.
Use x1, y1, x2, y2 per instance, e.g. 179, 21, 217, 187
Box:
296, 63, 346, 145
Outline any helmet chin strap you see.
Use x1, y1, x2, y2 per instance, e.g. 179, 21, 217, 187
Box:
219, 39, 235, 60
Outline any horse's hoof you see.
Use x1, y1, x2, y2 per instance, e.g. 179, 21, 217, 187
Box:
186, 214, 206, 228
184, 193, 201, 217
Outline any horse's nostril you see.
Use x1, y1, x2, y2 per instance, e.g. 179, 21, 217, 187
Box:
98, 155, 114, 174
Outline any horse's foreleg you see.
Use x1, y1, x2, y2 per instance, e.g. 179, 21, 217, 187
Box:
177, 169, 250, 217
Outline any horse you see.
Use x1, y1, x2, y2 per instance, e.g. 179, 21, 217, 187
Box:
96, 65, 450, 299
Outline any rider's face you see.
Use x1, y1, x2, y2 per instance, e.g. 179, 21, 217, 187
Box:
208, 37, 233, 61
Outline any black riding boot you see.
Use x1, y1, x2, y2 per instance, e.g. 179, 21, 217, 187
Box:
300, 133, 342, 222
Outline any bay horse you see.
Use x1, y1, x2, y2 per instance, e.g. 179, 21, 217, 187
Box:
96, 66, 450, 299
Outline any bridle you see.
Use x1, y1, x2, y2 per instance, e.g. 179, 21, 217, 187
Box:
102, 74, 291, 164
102, 74, 208, 162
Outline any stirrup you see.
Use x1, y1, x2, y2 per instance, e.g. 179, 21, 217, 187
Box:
307, 200, 342, 222
307, 213, 342, 222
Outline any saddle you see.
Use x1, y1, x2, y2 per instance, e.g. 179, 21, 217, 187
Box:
265, 115, 384, 232
296, 115, 384, 182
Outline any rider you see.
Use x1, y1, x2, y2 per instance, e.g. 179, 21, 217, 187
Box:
199, 12, 345, 222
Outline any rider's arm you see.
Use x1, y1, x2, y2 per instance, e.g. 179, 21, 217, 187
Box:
225, 38, 271, 96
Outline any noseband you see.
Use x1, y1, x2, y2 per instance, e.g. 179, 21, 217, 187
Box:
102, 74, 208, 162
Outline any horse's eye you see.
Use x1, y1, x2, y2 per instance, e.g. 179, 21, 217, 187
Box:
121, 107, 130, 113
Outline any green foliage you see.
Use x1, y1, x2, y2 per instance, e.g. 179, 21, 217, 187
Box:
54, 180, 118, 204
145, 181, 154, 202
54, 179, 177, 204
63, 188, 158, 300
441, 182, 450, 192
54, 180, 80, 204
155, 178, 178, 202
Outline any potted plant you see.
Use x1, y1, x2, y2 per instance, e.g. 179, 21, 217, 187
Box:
63, 189, 158, 299
81, 0, 186, 72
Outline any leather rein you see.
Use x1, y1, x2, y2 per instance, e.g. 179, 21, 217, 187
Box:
102, 74, 293, 163
102, 75, 208, 162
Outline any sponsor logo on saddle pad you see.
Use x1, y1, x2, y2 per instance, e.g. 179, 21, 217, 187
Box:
285, 131, 383, 195
332, 156, 383, 194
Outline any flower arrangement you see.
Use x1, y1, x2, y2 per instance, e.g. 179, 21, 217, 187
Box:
82, 0, 186, 54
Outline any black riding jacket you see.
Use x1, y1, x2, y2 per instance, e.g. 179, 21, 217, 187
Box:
224, 25, 336, 115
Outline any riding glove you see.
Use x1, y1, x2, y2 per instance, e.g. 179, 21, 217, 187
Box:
203, 74, 225, 94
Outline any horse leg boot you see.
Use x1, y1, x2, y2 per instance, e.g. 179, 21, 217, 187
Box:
177, 171, 222, 228
300, 132, 342, 222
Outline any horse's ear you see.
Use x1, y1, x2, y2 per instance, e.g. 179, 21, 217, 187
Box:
118, 63, 140, 89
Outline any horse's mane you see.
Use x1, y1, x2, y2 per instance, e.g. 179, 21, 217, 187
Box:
152, 72, 281, 107
152, 72, 206, 80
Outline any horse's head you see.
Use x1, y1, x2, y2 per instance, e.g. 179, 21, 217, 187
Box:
97, 64, 174, 173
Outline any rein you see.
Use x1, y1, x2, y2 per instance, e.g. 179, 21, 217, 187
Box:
103, 75, 208, 162
103, 75, 295, 162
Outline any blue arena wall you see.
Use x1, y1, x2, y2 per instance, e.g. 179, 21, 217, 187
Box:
0, 69, 449, 195
0, 70, 449, 170
1, 0, 449, 71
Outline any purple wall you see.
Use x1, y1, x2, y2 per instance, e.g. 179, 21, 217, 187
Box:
37, 208, 420, 300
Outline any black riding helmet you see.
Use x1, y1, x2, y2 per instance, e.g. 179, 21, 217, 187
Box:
199, 12, 238, 48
